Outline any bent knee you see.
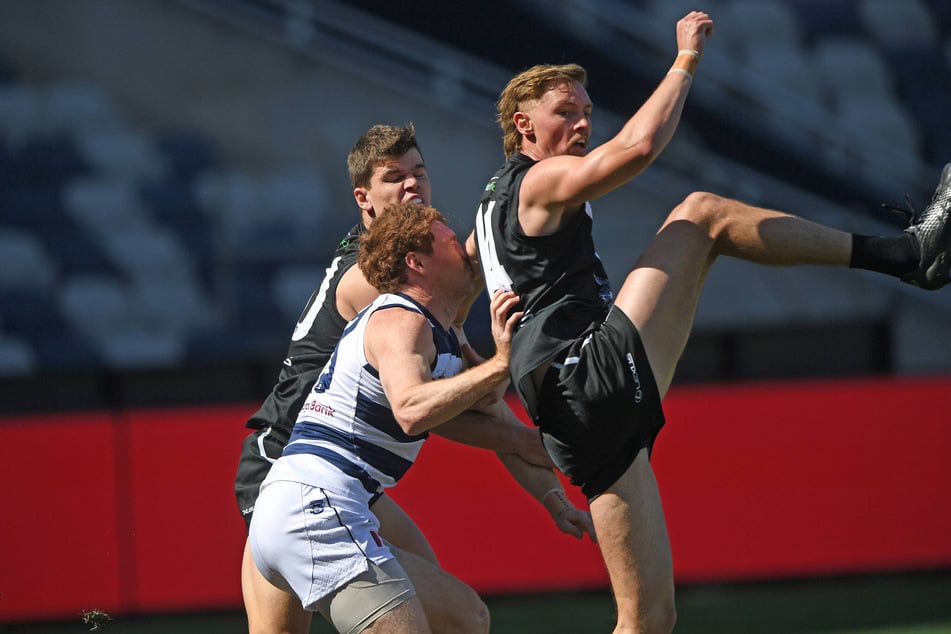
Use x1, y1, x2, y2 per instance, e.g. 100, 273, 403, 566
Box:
670, 191, 730, 224
428, 586, 489, 634
456, 597, 490, 634
474, 599, 491, 634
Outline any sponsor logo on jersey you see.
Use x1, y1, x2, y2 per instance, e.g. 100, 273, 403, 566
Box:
301, 400, 336, 417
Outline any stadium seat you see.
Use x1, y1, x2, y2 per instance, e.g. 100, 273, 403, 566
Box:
0, 184, 64, 228
131, 272, 220, 337
0, 229, 58, 291
139, 178, 216, 279
59, 274, 137, 340
97, 222, 194, 283
827, 95, 922, 185
0, 286, 100, 369
857, 0, 939, 49
723, 0, 804, 61
0, 288, 64, 340
58, 273, 185, 369
271, 264, 323, 323
74, 124, 165, 181
811, 36, 895, 110
745, 44, 824, 104
0, 335, 36, 376
63, 176, 151, 234
93, 327, 184, 369
0, 83, 39, 150
787, 0, 864, 41
39, 81, 120, 137
883, 45, 951, 165
153, 128, 217, 183
1, 133, 88, 186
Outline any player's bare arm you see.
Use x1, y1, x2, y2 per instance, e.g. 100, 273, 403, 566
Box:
336, 264, 380, 321
517, 11, 713, 236
368, 289, 521, 435
493, 451, 597, 542
433, 402, 555, 469
432, 396, 592, 539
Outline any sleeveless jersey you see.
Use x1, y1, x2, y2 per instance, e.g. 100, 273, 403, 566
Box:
474, 153, 614, 420
279, 293, 463, 494
245, 223, 365, 432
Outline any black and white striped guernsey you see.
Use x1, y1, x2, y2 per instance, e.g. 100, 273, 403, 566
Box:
474, 153, 615, 421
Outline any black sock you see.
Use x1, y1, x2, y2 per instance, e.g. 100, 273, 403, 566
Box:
849, 233, 919, 277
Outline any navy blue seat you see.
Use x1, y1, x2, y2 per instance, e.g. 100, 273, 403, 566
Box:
884, 45, 951, 165
787, 0, 865, 43
153, 128, 217, 183
0, 133, 89, 187
0, 288, 101, 370
139, 178, 215, 285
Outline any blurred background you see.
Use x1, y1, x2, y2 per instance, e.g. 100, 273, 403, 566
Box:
1, 1, 949, 632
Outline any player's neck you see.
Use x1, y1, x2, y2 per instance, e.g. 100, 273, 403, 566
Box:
398, 285, 456, 330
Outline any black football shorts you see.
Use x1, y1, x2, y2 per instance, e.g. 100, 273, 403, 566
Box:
234, 424, 291, 530
537, 306, 666, 500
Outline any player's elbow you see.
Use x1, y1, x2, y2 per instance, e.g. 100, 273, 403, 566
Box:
633, 134, 664, 165
392, 407, 431, 436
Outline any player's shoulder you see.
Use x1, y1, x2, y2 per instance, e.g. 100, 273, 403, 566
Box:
334, 223, 366, 254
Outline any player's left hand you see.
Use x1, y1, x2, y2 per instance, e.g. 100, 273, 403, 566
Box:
554, 507, 598, 543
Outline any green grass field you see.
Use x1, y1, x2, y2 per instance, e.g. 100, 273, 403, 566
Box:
5, 572, 950, 633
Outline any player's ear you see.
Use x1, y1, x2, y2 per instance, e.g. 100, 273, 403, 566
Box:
405, 251, 424, 272
514, 111, 533, 135
354, 187, 372, 211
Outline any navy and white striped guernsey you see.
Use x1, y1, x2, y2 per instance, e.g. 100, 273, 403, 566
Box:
281, 292, 463, 494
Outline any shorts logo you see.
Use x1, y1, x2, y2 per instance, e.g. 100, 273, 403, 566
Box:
306, 500, 325, 514
626, 352, 644, 404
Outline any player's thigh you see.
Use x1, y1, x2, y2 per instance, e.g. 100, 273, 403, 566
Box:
362, 595, 430, 634
372, 495, 439, 565
318, 559, 418, 634
391, 546, 490, 634
242, 539, 312, 634
589, 447, 674, 618
613, 219, 715, 396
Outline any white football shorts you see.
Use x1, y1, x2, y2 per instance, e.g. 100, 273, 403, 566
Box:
248, 475, 407, 615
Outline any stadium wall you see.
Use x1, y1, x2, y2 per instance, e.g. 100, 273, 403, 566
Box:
2, 376, 950, 623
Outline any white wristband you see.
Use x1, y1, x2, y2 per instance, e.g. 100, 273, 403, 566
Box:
678, 49, 700, 59
667, 68, 693, 79
542, 487, 564, 503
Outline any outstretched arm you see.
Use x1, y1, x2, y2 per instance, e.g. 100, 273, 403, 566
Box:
434, 400, 594, 541
478, 398, 595, 541
495, 450, 596, 542
433, 339, 593, 540
433, 405, 554, 469
519, 11, 714, 231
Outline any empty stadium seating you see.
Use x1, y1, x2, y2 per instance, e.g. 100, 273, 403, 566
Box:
1, 0, 950, 386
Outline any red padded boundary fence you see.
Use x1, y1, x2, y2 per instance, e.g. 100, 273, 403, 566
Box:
2, 376, 949, 622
